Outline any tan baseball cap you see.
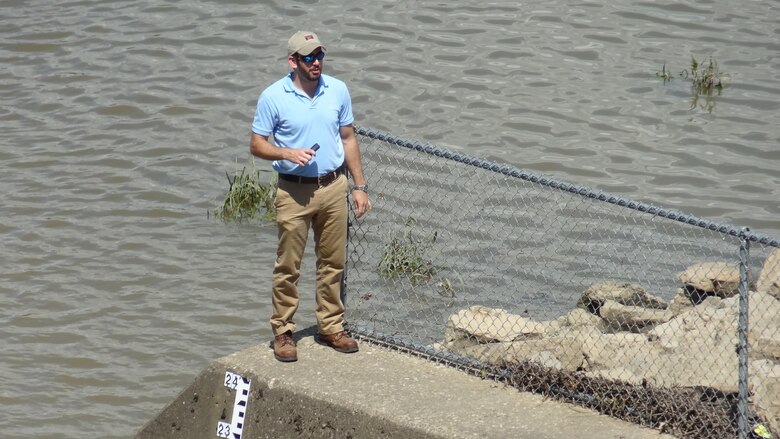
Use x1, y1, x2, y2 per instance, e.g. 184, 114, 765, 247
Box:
287, 31, 325, 56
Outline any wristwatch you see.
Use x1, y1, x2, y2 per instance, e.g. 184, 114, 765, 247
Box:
351, 184, 368, 193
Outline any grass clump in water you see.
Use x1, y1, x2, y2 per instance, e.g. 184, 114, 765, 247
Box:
656, 56, 731, 112
378, 217, 440, 285
213, 161, 277, 223
687, 56, 729, 95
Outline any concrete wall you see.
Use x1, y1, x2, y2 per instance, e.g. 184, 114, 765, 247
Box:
136, 332, 676, 439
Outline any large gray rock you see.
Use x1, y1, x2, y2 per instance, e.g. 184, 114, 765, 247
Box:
668, 287, 695, 316
556, 308, 607, 331
449, 326, 630, 372
648, 291, 779, 348
443, 291, 780, 429
576, 330, 651, 373
452, 327, 655, 384
446, 338, 559, 368
643, 292, 780, 423
645, 295, 739, 390
748, 292, 780, 362
444, 306, 557, 344
676, 262, 740, 296
751, 359, 780, 435
646, 295, 745, 350
757, 248, 780, 299
577, 282, 667, 312
598, 300, 674, 333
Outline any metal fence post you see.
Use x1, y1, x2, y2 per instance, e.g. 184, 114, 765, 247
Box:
738, 227, 751, 439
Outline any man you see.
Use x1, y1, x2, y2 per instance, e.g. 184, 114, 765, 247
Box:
249, 31, 370, 362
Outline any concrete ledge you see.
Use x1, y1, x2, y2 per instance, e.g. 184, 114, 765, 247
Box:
136, 327, 676, 438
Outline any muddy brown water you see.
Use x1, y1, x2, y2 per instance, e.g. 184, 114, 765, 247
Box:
1, 0, 778, 437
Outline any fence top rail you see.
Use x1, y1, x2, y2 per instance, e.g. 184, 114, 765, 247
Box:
356, 125, 780, 248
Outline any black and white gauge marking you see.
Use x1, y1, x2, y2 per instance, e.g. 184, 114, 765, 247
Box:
216, 370, 251, 439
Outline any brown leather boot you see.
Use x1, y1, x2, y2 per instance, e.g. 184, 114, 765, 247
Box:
273, 331, 297, 362
316, 331, 358, 353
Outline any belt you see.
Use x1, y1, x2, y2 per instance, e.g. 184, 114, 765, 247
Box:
278, 164, 346, 187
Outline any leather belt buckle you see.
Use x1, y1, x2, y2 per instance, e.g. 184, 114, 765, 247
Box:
318, 168, 341, 188
278, 163, 343, 187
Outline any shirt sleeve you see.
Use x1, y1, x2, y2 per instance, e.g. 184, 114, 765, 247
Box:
252, 92, 276, 136
338, 85, 355, 127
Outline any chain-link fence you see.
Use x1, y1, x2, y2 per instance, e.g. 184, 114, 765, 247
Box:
344, 127, 780, 439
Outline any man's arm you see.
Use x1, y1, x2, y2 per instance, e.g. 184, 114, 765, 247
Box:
250, 132, 316, 166
341, 125, 371, 219
341, 125, 366, 186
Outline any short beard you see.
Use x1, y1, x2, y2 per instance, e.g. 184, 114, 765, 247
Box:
295, 64, 320, 82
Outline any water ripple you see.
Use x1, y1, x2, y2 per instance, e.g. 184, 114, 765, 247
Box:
2, 1, 779, 438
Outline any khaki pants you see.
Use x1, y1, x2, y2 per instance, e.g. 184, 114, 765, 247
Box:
271, 174, 348, 336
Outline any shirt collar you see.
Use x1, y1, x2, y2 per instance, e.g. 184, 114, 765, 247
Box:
284, 72, 329, 97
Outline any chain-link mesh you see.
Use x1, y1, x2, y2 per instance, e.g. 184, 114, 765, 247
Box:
345, 127, 780, 439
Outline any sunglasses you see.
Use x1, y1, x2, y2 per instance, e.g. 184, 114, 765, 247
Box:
298, 51, 325, 63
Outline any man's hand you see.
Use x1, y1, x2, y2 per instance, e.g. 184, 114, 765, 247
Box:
351, 189, 371, 219
285, 147, 318, 166
250, 133, 316, 165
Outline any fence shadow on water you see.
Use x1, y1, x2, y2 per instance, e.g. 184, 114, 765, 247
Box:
344, 127, 780, 439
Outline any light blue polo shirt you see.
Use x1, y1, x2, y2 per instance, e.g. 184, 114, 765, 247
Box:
251, 72, 354, 177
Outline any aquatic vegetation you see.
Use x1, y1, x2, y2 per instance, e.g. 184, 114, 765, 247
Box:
686, 56, 730, 95
378, 217, 440, 285
377, 218, 461, 302
213, 161, 277, 222
656, 62, 674, 82
656, 56, 731, 112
